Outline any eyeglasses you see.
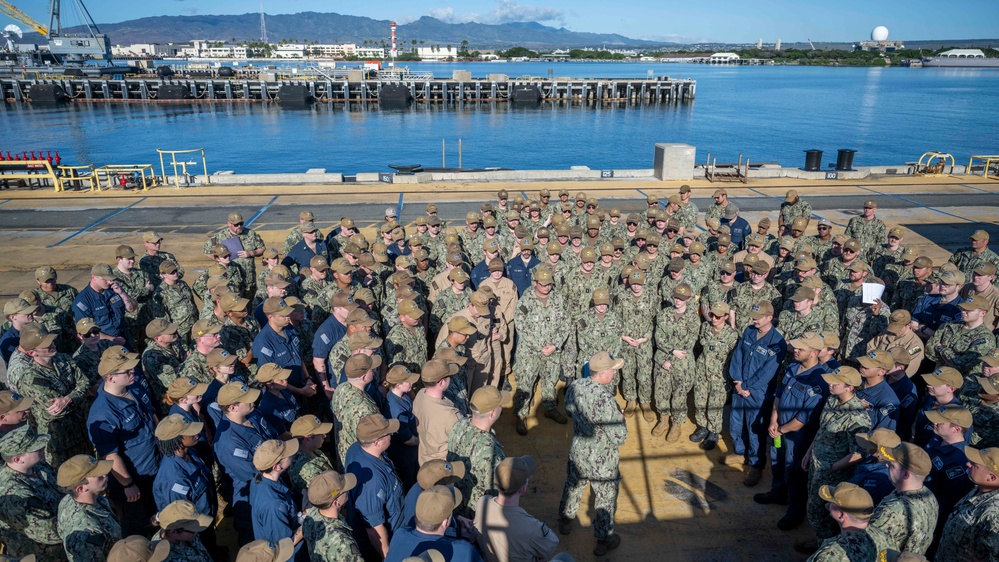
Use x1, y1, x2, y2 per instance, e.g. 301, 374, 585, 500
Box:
843, 249, 857, 254
817, 226, 830, 230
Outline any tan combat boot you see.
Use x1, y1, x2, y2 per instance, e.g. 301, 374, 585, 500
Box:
665, 422, 682, 443
640, 403, 656, 423
623, 400, 637, 418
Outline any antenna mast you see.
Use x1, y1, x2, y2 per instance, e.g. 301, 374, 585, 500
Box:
259, 2, 267, 43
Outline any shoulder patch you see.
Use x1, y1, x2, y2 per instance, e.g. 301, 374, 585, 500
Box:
945, 466, 966, 480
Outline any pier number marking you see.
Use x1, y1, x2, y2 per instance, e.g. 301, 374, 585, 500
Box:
601, 170, 614, 179
379, 173, 394, 184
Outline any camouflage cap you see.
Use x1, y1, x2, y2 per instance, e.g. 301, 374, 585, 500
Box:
818, 482, 874, 518
234, 538, 294, 562
57, 454, 113, 487
308, 470, 357, 507
0, 424, 49, 459
107, 536, 170, 562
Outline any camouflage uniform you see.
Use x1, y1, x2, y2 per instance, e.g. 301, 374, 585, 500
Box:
138, 250, 180, 288
33, 286, 79, 352
563, 270, 607, 320
114, 267, 153, 325
301, 277, 335, 326
58, 494, 122, 562
179, 350, 213, 385
891, 274, 928, 312
154, 534, 212, 560
949, 247, 999, 286
968, 398, 999, 448
616, 289, 658, 404
458, 230, 485, 264
565, 310, 622, 379
385, 324, 427, 372
153, 281, 198, 340
325, 337, 352, 384
806, 395, 870, 540
934, 487, 999, 562
287, 450, 335, 497
841, 304, 891, 362
302, 509, 363, 562
219, 316, 260, 379
731, 283, 783, 334
676, 202, 699, 232
203, 226, 265, 291
4, 351, 31, 393
844, 216, 887, 257
780, 200, 813, 230
869, 486, 938, 555
693, 322, 739, 434
431, 288, 471, 336
513, 289, 570, 419
331, 383, 378, 466
653, 305, 700, 423
776, 308, 837, 342
18, 356, 93, 467
926, 323, 996, 373
701, 279, 738, 312
0, 461, 64, 559
72, 340, 115, 387
192, 264, 247, 304
447, 417, 505, 516
559, 376, 627, 541
142, 341, 188, 408
704, 202, 726, 223
807, 525, 891, 562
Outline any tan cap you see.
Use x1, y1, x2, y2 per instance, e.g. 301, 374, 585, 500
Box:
307, 470, 357, 506
416, 485, 462, 527
589, 352, 624, 372
144, 318, 178, 339
858, 349, 894, 371
207, 348, 237, 369
820, 331, 840, 350
495, 455, 538, 494
107, 536, 170, 562
790, 286, 814, 303
143, 231, 164, 243
913, 256, 933, 269
788, 332, 824, 351
421, 358, 458, 383
959, 295, 989, 311
416, 459, 466, 490
345, 354, 382, 379
89, 263, 116, 281
822, 366, 862, 387
784, 189, 798, 203
749, 301, 774, 320
672, 283, 694, 301
291, 415, 333, 438
974, 262, 998, 276
533, 268, 554, 286
191, 319, 222, 339
34, 265, 57, 282
794, 257, 818, 271
235, 538, 294, 562
791, 217, 808, 231
936, 269, 965, 286
115, 245, 136, 259
970, 229, 990, 241
887, 226, 903, 238
887, 309, 911, 334
890, 346, 917, 367
0, 390, 32, 415
921, 367, 963, 388
263, 273, 291, 289
253, 439, 299, 471
256, 363, 292, 383
446, 316, 477, 336
818, 482, 874, 518
709, 302, 731, 317
719, 260, 737, 274
880, 443, 932, 477
228, 212, 244, 223
469, 386, 511, 414
356, 413, 400, 442
386, 365, 421, 386
217, 382, 261, 406
211, 243, 232, 258
592, 288, 611, 306
158, 498, 214, 532
855, 428, 901, 451
983, 348, 999, 368
262, 297, 294, 317
346, 308, 376, 327
863, 200, 877, 209
165, 377, 209, 400
965, 446, 999, 475
19, 325, 56, 351
398, 299, 424, 320
750, 261, 771, 275
57, 454, 114, 487
97, 346, 140, 377
924, 404, 972, 428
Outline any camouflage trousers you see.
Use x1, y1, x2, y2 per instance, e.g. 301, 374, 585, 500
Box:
514, 351, 563, 419
1, 539, 65, 561
619, 341, 653, 404
558, 459, 620, 541
35, 417, 93, 469
807, 463, 853, 540
692, 369, 728, 434
653, 351, 695, 423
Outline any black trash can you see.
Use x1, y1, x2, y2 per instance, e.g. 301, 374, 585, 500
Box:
836, 149, 857, 171
803, 149, 823, 171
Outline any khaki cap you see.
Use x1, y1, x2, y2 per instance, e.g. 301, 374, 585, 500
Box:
723, 203, 739, 220
534, 268, 554, 286
235, 538, 294, 562
145, 318, 179, 339
488, 258, 505, 272
880, 442, 932, 476
158, 499, 214, 533
863, 200, 877, 209
819, 482, 874, 518
97, 346, 140, 377
347, 332, 383, 352
790, 286, 815, 303
263, 273, 291, 289
350, 289, 374, 306
843, 238, 861, 252
858, 349, 894, 371
447, 316, 477, 335
959, 295, 989, 311
90, 263, 116, 281
448, 268, 470, 284
57, 454, 114, 487
165, 377, 209, 400
709, 302, 731, 317
207, 348, 237, 369
887, 309, 911, 334
0, 425, 49, 459
970, 229, 990, 241
712, 188, 727, 197
0, 390, 32, 415
211, 244, 232, 258
795, 257, 818, 271
719, 260, 737, 274
890, 346, 917, 366
482, 238, 500, 253
307, 255, 328, 272
750, 261, 771, 275
822, 366, 862, 387
155, 412, 205, 441
746, 234, 764, 247
672, 283, 694, 301
802, 276, 825, 290
434, 347, 468, 367
115, 245, 136, 259
820, 331, 840, 350
922, 367, 963, 388
924, 404, 972, 428
791, 217, 808, 231
592, 288, 611, 306
569, 226, 584, 238
417, 459, 466, 489
345, 354, 382, 379
416, 485, 462, 527
228, 212, 244, 223
107, 536, 170, 562
495, 455, 538, 495
982, 348, 999, 368
190, 319, 221, 340
470, 386, 511, 414
628, 270, 646, 285
398, 299, 424, 319
965, 446, 999, 475
19, 325, 56, 351
421, 358, 458, 383
580, 247, 597, 264
217, 382, 261, 406
386, 365, 421, 386
308, 470, 357, 506
262, 297, 294, 317
788, 332, 824, 351
855, 428, 901, 451
749, 301, 774, 319
779, 237, 795, 251
912, 256, 932, 269
717, 234, 732, 246
974, 262, 998, 276
936, 269, 965, 286
253, 439, 299, 471
887, 226, 904, 238
546, 241, 564, 255
848, 260, 871, 274
35, 265, 57, 282
291, 415, 333, 438
356, 413, 400, 442
257, 363, 292, 383
143, 231, 164, 243
667, 257, 685, 273
901, 246, 918, 259
784, 189, 798, 203
220, 293, 250, 313
346, 308, 377, 327
589, 352, 624, 372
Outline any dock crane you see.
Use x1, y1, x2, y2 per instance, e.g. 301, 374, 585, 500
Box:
0, 0, 46, 35
807, 38, 816, 51
0, 0, 111, 64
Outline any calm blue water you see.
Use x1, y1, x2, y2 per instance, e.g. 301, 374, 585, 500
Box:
2, 62, 997, 174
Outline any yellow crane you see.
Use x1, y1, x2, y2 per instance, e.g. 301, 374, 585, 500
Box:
0, 0, 47, 36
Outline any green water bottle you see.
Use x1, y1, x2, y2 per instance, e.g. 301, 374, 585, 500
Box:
773, 435, 782, 448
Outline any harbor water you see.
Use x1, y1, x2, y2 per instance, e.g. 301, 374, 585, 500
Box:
2, 62, 997, 175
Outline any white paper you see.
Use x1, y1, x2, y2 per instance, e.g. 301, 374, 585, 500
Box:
862, 283, 885, 304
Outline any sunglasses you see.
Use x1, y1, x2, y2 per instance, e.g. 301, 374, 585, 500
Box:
84, 330, 101, 337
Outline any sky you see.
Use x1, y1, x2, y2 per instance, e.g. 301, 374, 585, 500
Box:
11, 0, 999, 43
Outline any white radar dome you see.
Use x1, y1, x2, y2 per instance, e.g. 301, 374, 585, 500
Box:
871, 26, 889, 42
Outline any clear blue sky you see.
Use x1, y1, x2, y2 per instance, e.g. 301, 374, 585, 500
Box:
11, 0, 999, 43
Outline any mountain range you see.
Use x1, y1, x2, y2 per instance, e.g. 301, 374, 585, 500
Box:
35, 12, 671, 50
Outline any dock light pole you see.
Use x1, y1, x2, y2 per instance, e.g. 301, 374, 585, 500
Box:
390, 21, 397, 67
